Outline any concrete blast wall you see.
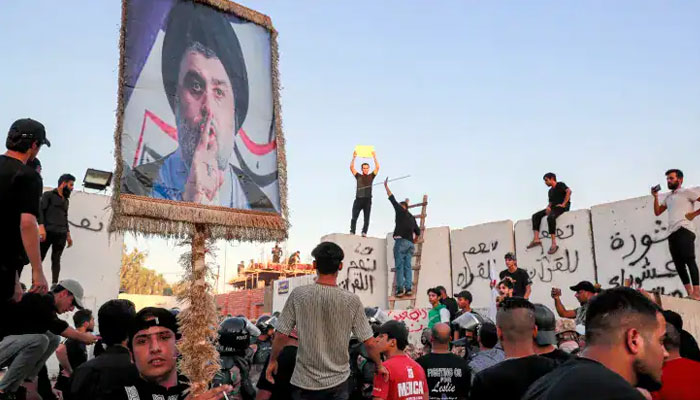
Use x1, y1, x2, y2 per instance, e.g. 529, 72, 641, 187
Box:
387, 227, 452, 309
592, 193, 700, 298
450, 221, 514, 311
514, 209, 596, 310
321, 234, 389, 309
317, 190, 699, 314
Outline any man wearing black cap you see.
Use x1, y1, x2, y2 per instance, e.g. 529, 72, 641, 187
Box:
122, 2, 275, 211
0, 279, 96, 399
498, 253, 531, 299
1, 118, 50, 308
70, 299, 139, 400
533, 304, 571, 365
111, 307, 232, 400
661, 310, 700, 362
551, 280, 597, 325
372, 320, 428, 400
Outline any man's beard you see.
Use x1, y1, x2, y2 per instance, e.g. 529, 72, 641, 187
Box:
633, 358, 663, 392
175, 109, 234, 170
668, 181, 680, 190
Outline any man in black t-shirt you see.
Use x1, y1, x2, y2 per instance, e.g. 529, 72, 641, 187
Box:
522, 287, 668, 400
0, 118, 50, 307
257, 329, 297, 400
436, 285, 458, 321
39, 173, 76, 285
55, 309, 94, 399
416, 323, 471, 400
498, 253, 532, 299
470, 298, 556, 400
527, 172, 572, 255
349, 150, 379, 237
71, 299, 139, 400
0, 280, 97, 398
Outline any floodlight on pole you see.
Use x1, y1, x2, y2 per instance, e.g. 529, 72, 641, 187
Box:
83, 168, 113, 191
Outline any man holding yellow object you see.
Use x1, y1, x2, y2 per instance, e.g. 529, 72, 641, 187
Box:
350, 148, 379, 237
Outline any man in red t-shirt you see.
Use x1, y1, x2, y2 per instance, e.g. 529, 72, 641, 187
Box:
652, 313, 700, 400
372, 320, 428, 400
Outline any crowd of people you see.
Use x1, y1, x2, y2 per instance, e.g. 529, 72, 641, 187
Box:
2, 118, 700, 400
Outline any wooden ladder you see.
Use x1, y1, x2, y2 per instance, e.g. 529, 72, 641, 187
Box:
388, 194, 428, 309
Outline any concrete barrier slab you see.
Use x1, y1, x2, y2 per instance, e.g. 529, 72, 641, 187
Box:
450, 221, 514, 310
591, 192, 700, 297
386, 227, 451, 309
514, 209, 596, 310
321, 234, 388, 308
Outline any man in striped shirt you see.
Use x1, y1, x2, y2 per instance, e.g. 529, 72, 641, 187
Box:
268, 242, 385, 400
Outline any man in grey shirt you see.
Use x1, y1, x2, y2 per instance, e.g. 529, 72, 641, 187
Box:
268, 242, 385, 400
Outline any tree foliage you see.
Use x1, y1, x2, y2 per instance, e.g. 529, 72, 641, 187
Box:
120, 246, 179, 295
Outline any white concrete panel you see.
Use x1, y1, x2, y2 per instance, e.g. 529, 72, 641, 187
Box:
514, 209, 596, 310
388, 308, 429, 352
591, 191, 700, 297
21, 190, 123, 376
21, 190, 123, 314
386, 227, 452, 309
450, 221, 514, 309
321, 234, 388, 309
272, 274, 316, 313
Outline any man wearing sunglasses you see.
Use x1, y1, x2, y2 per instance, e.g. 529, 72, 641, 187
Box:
0, 279, 97, 400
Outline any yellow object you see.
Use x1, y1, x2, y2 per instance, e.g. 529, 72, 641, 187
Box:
355, 145, 375, 158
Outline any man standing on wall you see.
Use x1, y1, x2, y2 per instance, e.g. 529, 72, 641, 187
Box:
0, 118, 50, 311
653, 169, 700, 300
350, 151, 379, 237
498, 253, 531, 299
527, 172, 572, 255
39, 173, 75, 285
385, 179, 421, 298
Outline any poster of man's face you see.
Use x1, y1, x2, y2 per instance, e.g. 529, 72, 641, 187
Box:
119, 0, 280, 213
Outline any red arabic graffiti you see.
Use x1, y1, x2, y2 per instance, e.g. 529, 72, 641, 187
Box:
388, 309, 428, 333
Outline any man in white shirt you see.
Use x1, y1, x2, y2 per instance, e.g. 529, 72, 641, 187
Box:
653, 169, 700, 300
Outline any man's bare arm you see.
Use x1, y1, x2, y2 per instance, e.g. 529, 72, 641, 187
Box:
372, 151, 379, 175
20, 213, 47, 294
265, 332, 292, 383
560, 188, 572, 208
553, 296, 576, 319
56, 344, 73, 375
350, 151, 358, 175
652, 191, 667, 216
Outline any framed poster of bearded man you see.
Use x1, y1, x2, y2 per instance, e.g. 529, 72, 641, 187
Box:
111, 0, 287, 240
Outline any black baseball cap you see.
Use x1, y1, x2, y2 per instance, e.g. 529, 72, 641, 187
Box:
533, 304, 557, 346
504, 252, 516, 261
570, 281, 597, 293
129, 307, 180, 347
8, 118, 50, 147
378, 320, 408, 350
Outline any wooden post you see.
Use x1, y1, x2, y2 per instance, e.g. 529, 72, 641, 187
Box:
178, 224, 220, 396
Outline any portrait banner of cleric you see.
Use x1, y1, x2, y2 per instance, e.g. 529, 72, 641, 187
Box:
118, 0, 283, 216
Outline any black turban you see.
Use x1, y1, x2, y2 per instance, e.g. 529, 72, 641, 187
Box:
161, 1, 249, 133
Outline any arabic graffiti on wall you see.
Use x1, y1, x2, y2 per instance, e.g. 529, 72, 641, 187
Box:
339, 243, 378, 294
605, 220, 682, 297
514, 210, 596, 309
590, 194, 698, 299
450, 222, 515, 306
